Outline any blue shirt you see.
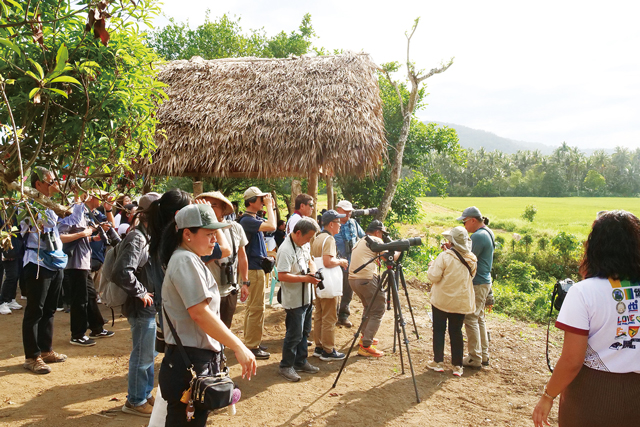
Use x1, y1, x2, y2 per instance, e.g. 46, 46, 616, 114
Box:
21, 205, 73, 270
239, 214, 267, 270
334, 218, 365, 263
470, 226, 495, 285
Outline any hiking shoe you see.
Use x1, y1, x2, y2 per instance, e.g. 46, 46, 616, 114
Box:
279, 366, 301, 382
358, 337, 379, 347
41, 351, 67, 363
427, 361, 445, 372
453, 366, 464, 377
311, 347, 323, 358
250, 348, 270, 360
146, 395, 155, 406
463, 355, 482, 369
482, 358, 490, 367
7, 299, 22, 310
24, 357, 51, 374
70, 336, 96, 347
319, 349, 346, 361
336, 318, 352, 328
0, 303, 11, 315
294, 361, 320, 374
259, 344, 268, 351
122, 400, 153, 417
89, 329, 115, 338
357, 345, 384, 357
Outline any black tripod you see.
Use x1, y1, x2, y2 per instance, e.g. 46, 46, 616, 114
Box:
332, 250, 421, 403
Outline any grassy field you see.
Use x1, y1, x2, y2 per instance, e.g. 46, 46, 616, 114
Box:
420, 197, 640, 239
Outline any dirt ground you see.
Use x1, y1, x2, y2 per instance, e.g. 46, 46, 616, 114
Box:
0, 280, 563, 427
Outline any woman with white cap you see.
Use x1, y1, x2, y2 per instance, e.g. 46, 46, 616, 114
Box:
426, 226, 477, 377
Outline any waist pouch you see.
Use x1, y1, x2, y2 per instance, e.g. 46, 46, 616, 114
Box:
260, 256, 275, 274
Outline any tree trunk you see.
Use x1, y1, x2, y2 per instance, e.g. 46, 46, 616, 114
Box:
271, 190, 281, 222
326, 174, 334, 210
193, 180, 203, 197
290, 179, 302, 215
308, 169, 318, 220
378, 112, 412, 221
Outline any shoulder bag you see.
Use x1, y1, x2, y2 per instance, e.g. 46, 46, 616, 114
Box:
313, 234, 343, 299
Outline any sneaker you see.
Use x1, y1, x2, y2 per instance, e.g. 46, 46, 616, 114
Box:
7, 299, 22, 310
426, 360, 444, 372
311, 347, 323, 358
294, 361, 320, 374
250, 348, 270, 360
463, 355, 482, 369
146, 395, 155, 406
358, 337, 379, 347
0, 303, 11, 315
89, 329, 115, 338
453, 366, 464, 377
357, 345, 384, 358
70, 336, 96, 347
41, 351, 67, 363
24, 357, 51, 374
482, 358, 490, 367
279, 366, 301, 382
122, 400, 153, 417
56, 307, 64, 312
319, 349, 346, 361
259, 343, 268, 351
336, 318, 352, 328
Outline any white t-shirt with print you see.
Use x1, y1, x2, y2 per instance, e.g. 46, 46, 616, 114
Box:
556, 277, 640, 374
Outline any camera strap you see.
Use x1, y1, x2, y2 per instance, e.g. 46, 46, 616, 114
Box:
545, 283, 560, 373
449, 248, 473, 277
215, 226, 237, 268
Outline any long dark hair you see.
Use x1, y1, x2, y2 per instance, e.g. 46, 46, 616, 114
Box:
146, 189, 192, 259
159, 219, 199, 267
580, 210, 640, 281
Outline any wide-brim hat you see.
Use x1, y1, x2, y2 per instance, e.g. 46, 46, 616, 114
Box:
196, 191, 234, 217
442, 226, 472, 254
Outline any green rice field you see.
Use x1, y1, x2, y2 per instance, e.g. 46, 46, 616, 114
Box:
419, 197, 640, 239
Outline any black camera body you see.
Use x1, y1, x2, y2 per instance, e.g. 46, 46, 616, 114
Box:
86, 211, 121, 246
553, 279, 574, 311
42, 230, 58, 252
222, 262, 239, 295
312, 268, 325, 290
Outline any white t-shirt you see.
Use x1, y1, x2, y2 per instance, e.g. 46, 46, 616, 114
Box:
556, 277, 640, 373
285, 213, 302, 235
205, 221, 248, 297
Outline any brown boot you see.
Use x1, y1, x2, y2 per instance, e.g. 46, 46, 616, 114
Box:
122, 400, 153, 417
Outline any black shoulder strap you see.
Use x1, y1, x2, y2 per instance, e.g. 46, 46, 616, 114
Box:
476, 227, 495, 249
450, 248, 473, 277
162, 306, 193, 369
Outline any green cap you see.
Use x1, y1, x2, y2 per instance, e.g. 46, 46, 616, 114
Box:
175, 204, 230, 230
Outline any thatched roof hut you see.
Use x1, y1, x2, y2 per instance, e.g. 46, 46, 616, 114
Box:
141, 52, 386, 179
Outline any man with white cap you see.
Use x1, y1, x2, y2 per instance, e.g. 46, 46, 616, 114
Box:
195, 191, 249, 328
238, 187, 277, 359
333, 200, 365, 328
457, 206, 495, 368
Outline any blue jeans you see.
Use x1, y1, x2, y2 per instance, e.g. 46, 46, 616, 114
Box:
127, 316, 156, 406
280, 304, 313, 368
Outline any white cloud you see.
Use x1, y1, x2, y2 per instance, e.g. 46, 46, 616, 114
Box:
155, 0, 640, 149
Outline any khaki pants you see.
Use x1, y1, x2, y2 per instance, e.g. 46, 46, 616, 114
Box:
313, 296, 339, 353
349, 276, 385, 348
244, 269, 266, 349
464, 283, 491, 363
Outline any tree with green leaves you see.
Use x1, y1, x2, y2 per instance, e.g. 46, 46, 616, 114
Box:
0, 0, 166, 237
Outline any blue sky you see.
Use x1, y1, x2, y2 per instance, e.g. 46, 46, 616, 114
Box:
154, 0, 640, 150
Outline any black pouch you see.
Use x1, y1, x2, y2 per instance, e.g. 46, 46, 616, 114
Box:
260, 256, 275, 274
191, 370, 235, 410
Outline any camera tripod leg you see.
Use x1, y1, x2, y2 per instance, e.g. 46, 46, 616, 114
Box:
397, 265, 420, 340
393, 299, 405, 374
332, 270, 389, 389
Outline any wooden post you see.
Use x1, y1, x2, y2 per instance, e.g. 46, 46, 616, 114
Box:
308, 169, 318, 220
326, 174, 334, 210
290, 179, 302, 215
271, 190, 281, 222
193, 179, 203, 197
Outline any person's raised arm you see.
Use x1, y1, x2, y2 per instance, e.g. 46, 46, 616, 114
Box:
187, 302, 257, 379
258, 194, 277, 233
238, 246, 249, 301
216, 228, 231, 259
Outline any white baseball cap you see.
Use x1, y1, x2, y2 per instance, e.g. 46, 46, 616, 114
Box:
243, 186, 268, 200
335, 200, 353, 211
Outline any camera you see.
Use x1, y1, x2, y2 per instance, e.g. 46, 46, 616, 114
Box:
311, 268, 325, 290
43, 230, 58, 252
352, 208, 379, 218
86, 211, 121, 246
223, 263, 239, 295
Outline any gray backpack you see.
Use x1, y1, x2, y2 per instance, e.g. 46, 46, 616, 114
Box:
98, 244, 128, 308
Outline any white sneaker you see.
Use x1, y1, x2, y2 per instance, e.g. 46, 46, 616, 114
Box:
20, 295, 27, 300
0, 303, 12, 315
7, 299, 22, 310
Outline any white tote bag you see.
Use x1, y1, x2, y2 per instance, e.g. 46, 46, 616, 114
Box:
313, 235, 343, 299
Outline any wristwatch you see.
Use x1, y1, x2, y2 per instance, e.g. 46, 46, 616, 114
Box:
242, 281, 251, 287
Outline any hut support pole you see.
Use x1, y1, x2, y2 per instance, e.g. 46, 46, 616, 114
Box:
290, 179, 302, 215
308, 169, 318, 220
193, 179, 203, 197
326, 174, 334, 210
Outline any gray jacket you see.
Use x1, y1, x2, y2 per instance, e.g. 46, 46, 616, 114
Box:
112, 225, 154, 318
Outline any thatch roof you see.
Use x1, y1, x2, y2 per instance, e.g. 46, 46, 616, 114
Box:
141, 52, 386, 178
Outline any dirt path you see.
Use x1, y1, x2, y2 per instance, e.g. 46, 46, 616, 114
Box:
0, 282, 562, 427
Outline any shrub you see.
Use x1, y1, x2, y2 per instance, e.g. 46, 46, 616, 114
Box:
522, 204, 538, 222
493, 280, 553, 323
